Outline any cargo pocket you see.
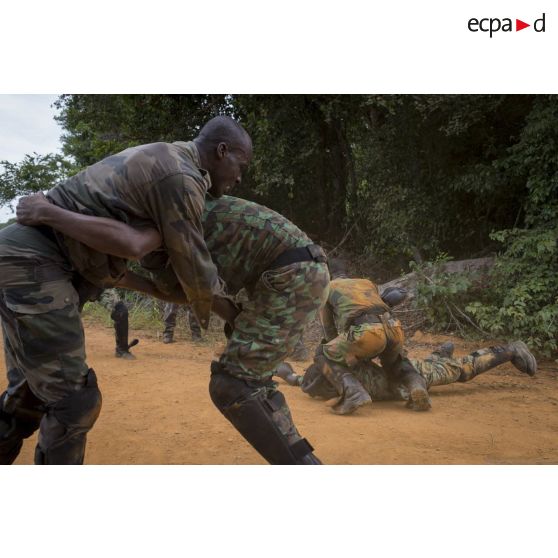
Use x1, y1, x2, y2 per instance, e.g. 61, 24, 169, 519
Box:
3, 279, 83, 359
260, 264, 298, 293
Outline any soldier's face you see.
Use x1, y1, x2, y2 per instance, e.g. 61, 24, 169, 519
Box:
209, 142, 252, 198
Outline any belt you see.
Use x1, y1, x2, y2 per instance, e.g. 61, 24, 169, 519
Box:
268, 244, 327, 270
350, 311, 394, 327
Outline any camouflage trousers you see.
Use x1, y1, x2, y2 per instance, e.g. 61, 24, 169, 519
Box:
163, 302, 201, 338
0, 224, 101, 464
322, 316, 405, 371
220, 261, 330, 381
351, 352, 491, 399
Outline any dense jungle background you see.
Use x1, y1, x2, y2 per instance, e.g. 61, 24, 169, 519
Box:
1, 94, 557, 356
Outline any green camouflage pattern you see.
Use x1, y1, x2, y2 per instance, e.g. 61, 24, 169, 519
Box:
47, 140, 219, 327
408, 355, 471, 388
203, 195, 312, 294
0, 225, 89, 406
349, 353, 476, 398
326, 278, 390, 332
220, 260, 330, 380
141, 196, 330, 380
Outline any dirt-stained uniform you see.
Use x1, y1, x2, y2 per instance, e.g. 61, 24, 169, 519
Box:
0, 141, 219, 465
300, 344, 537, 406
322, 278, 404, 370
143, 195, 330, 464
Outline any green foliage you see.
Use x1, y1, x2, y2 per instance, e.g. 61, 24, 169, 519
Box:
2, 93, 556, 355
410, 256, 485, 337
466, 227, 558, 357
0, 153, 75, 206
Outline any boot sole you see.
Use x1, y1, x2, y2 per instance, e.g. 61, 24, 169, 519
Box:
511, 341, 537, 376
408, 388, 432, 412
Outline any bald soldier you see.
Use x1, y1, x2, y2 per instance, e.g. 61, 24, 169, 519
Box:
277, 340, 537, 410
0, 116, 252, 465
11, 195, 329, 465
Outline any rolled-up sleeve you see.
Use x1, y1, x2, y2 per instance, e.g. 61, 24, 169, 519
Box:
144, 174, 219, 329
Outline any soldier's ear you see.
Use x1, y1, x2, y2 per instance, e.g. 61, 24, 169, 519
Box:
216, 142, 228, 159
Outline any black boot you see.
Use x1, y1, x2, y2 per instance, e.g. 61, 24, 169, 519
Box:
275, 363, 303, 386
111, 302, 138, 359
433, 342, 454, 359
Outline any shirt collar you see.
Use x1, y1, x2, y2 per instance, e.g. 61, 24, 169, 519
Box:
174, 140, 212, 191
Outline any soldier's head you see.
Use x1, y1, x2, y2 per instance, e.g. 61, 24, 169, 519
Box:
194, 116, 252, 198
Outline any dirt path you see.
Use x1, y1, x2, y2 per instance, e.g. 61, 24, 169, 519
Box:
4, 324, 558, 464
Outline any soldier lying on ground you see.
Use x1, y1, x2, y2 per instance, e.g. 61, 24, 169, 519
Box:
14, 195, 330, 465
314, 260, 410, 414
0, 116, 252, 465
276, 340, 537, 412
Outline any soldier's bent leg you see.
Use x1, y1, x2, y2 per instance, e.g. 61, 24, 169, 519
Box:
275, 362, 303, 387
396, 359, 431, 412
316, 353, 372, 415
458, 342, 536, 382
209, 362, 321, 465
300, 361, 339, 400
34, 368, 102, 464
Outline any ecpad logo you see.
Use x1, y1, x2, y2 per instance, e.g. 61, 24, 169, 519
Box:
468, 13, 546, 37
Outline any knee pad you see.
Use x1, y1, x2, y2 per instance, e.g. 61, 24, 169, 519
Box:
35, 369, 102, 465
209, 361, 321, 465
51, 368, 102, 430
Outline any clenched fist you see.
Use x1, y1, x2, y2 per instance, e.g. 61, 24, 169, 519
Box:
16, 192, 51, 226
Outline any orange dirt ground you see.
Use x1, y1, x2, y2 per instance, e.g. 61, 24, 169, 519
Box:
3, 324, 558, 465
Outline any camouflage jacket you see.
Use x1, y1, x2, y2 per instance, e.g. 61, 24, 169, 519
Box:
46, 141, 218, 327
326, 278, 390, 332
141, 195, 312, 296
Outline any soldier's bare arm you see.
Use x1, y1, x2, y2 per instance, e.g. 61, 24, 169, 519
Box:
116, 270, 189, 303
16, 192, 162, 260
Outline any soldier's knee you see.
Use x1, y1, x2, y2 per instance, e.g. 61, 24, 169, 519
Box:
209, 361, 254, 410
50, 368, 102, 431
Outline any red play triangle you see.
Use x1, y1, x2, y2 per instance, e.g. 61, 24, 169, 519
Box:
516, 19, 530, 31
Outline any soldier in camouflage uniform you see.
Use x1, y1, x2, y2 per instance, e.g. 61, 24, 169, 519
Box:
278, 340, 537, 410
27, 195, 330, 464
0, 116, 252, 465
315, 270, 408, 415
140, 196, 330, 464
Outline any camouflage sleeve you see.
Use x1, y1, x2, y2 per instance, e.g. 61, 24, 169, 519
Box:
144, 174, 219, 329
320, 301, 338, 341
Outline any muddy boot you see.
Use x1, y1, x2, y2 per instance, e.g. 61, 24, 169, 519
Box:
508, 341, 537, 376
459, 342, 536, 381
318, 357, 372, 415
275, 363, 303, 386
403, 375, 432, 412
433, 342, 454, 359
